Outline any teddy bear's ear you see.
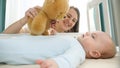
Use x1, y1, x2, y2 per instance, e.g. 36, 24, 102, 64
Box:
47, 0, 55, 3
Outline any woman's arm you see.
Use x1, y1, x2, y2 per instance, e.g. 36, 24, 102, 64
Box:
3, 17, 28, 34
3, 6, 41, 34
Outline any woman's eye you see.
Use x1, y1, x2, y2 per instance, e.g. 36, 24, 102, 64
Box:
64, 16, 66, 18
72, 19, 77, 23
67, 14, 71, 18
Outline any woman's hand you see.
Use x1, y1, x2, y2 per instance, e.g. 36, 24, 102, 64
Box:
25, 6, 42, 19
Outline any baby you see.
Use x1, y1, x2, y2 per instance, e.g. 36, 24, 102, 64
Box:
0, 31, 116, 68
36, 31, 116, 68
78, 31, 116, 59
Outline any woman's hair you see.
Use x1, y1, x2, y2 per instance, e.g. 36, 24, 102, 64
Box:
66, 6, 80, 32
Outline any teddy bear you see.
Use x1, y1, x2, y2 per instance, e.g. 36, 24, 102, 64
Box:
27, 0, 69, 35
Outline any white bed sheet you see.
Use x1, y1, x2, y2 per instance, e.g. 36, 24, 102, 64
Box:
0, 53, 119, 68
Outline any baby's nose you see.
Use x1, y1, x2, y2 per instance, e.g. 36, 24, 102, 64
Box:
85, 32, 91, 36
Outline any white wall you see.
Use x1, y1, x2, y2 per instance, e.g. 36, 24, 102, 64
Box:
5, 0, 90, 33
5, 0, 44, 28
69, 0, 89, 33
111, 0, 120, 47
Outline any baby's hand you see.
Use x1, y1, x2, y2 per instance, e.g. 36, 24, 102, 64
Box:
36, 59, 58, 68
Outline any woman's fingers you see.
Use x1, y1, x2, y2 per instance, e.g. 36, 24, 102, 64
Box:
25, 7, 38, 18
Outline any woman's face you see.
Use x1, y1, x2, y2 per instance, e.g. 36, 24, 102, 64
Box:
55, 8, 78, 32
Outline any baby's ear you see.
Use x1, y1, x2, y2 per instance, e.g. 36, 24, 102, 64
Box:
89, 50, 101, 59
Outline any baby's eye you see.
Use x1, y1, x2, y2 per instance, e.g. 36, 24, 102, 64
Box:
91, 35, 95, 39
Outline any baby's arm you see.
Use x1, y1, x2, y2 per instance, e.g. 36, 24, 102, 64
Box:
36, 37, 85, 68
52, 37, 85, 68
53, 38, 85, 68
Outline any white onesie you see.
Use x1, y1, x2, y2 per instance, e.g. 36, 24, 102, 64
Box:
0, 34, 85, 68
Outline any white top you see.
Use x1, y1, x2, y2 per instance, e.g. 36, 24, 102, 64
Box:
0, 34, 85, 68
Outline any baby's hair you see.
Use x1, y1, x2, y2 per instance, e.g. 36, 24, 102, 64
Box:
100, 32, 116, 58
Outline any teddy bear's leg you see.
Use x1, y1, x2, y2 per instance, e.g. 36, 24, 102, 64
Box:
30, 11, 48, 35
27, 18, 33, 32
42, 20, 51, 35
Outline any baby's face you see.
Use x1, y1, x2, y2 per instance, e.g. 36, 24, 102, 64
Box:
78, 31, 110, 58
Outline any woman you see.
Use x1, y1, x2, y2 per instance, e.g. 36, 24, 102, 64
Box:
50, 6, 80, 33
3, 6, 80, 34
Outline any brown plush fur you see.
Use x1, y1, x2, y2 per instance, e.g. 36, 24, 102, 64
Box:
28, 0, 69, 35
